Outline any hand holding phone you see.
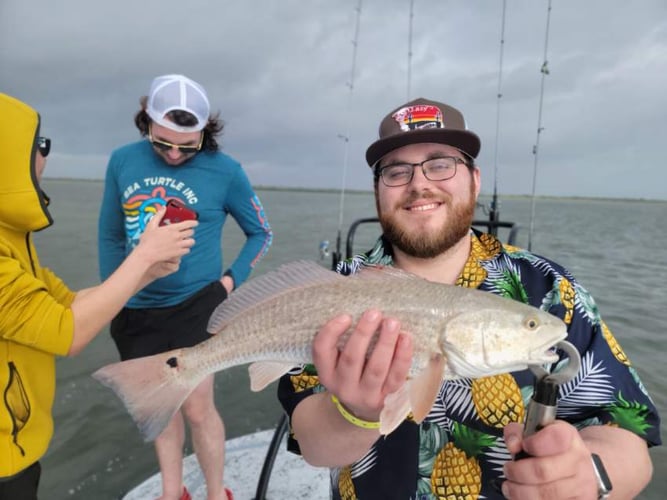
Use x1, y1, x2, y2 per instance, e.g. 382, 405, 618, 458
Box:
160, 199, 198, 226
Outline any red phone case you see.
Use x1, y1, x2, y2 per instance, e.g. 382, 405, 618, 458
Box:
160, 200, 198, 225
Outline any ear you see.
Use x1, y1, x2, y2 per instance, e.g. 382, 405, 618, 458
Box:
472, 166, 481, 199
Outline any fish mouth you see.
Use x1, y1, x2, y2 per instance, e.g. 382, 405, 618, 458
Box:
532, 348, 560, 364
529, 332, 568, 363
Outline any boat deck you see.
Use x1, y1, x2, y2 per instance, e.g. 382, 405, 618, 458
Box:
122, 429, 330, 499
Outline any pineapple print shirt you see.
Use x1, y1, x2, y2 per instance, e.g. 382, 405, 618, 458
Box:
277, 230, 661, 500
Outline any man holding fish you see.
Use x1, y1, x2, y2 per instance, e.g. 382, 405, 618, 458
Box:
277, 98, 661, 499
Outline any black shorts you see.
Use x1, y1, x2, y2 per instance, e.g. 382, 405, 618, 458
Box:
110, 281, 227, 360
0, 461, 40, 500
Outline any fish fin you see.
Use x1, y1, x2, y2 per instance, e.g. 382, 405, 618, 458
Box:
409, 353, 446, 423
378, 354, 445, 435
248, 361, 295, 391
380, 382, 412, 435
92, 349, 201, 442
208, 260, 345, 333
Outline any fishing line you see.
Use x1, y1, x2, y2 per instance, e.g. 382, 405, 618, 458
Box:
528, 0, 553, 251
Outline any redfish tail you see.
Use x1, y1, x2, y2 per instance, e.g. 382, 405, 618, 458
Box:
92, 350, 198, 442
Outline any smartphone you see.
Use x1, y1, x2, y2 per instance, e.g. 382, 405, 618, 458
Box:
160, 199, 198, 225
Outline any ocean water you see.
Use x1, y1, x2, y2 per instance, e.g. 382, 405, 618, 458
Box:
31, 179, 666, 499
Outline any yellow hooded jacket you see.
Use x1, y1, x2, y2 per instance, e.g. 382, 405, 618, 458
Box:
0, 93, 75, 478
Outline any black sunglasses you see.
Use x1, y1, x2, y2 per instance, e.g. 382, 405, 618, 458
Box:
38, 136, 51, 157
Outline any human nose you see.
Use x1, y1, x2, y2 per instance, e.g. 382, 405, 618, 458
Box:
166, 147, 183, 159
408, 163, 431, 187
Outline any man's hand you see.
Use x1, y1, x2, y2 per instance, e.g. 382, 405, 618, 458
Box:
290, 310, 414, 467
220, 274, 234, 294
312, 309, 413, 422
501, 421, 600, 499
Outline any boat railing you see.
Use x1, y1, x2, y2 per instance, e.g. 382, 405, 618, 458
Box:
253, 413, 290, 500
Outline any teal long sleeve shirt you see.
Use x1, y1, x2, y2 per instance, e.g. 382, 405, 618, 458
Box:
98, 140, 272, 308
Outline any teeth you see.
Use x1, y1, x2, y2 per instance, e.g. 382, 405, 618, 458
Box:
409, 203, 439, 212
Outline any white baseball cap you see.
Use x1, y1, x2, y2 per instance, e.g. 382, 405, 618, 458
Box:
146, 74, 210, 133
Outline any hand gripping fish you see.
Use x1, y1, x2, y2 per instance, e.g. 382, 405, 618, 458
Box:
93, 260, 568, 441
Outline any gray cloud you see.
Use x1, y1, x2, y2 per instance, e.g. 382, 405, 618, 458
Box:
2, 0, 666, 199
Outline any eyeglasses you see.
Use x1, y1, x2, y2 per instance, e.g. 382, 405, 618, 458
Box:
377, 156, 467, 187
148, 126, 203, 154
38, 137, 51, 157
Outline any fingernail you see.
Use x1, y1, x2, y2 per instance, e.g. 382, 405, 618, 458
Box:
364, 309, 381, 321
334, 314, 352, 325
384, 317, 400, 331
398, 331, 412, 346
505, 433, 520, 447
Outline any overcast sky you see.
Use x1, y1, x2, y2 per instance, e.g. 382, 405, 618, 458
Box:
2, 0, 666, 199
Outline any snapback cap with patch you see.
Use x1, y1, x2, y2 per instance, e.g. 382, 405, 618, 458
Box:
365, 97, 481, 167
146, 74, 210, 133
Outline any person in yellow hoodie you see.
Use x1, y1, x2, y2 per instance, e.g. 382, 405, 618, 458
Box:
0, 93, 199, 499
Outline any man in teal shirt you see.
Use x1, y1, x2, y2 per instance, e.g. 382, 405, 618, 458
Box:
99, 74, 272, 500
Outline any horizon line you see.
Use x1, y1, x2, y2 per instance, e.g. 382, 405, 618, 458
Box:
41, 177, 667, 203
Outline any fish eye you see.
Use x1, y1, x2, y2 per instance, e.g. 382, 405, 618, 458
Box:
524, 317, 539, 330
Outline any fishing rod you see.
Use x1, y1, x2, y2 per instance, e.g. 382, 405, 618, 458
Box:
329, 0, 363, 270
406, 0, 414, 101
487, 0, 508, 237
330, 0, 414, 268
527, 0, 553, 251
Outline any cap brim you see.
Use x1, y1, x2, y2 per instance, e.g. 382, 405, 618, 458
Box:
365, 129, 481, 166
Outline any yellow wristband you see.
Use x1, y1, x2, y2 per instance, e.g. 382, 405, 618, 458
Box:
330, 394, 381, 430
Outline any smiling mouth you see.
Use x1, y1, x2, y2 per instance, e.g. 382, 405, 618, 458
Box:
406, 202, 441, 212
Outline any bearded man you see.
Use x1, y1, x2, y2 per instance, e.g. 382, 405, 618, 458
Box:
277, 98, 660, 500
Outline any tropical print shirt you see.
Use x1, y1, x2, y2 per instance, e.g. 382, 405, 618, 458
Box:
277, 230, 661, 500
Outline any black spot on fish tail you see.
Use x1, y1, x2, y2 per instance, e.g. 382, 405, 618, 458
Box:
166, 357, 178, 368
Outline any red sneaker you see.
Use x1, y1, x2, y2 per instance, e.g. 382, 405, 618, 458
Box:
179, 487, 192, 500
225, 487, 234, 500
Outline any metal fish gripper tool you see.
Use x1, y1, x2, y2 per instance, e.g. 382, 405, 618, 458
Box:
515, 340, 581, 460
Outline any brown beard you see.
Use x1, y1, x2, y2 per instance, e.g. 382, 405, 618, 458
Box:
378, 181, 476, 259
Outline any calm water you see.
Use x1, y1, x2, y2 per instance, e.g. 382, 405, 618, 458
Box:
33, 179, 666, 499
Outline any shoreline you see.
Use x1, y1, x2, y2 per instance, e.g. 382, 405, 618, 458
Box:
42, 177, 667, 204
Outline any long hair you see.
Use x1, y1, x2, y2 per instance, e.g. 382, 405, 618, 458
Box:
134, 96, 224, 152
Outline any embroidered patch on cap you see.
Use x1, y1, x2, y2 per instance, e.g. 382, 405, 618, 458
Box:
392, 104, 444, 132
